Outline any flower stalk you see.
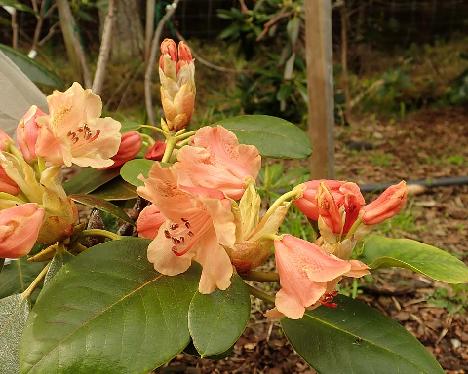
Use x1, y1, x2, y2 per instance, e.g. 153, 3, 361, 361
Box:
21, 262, 50, 300
80, 229, 122, 241
245, 283, 275, 304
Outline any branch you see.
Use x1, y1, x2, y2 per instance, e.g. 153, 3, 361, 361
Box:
144, 0, 180, 125
92, 0, 116, 95
38, 21, 59, 46
256, 11, 293, 42
144, 0, 155, 63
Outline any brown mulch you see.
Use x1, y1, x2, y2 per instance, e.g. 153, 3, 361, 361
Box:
157, 108, 468, 374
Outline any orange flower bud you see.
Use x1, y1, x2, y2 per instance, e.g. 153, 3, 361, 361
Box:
144, 140, 166, 161
0, 203, 45, 258
109, 131, 141, 169
362, 181, 408, 225
16, 105, 45, 163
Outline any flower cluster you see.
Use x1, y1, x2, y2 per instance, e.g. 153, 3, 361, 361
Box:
0, 83, 128, 258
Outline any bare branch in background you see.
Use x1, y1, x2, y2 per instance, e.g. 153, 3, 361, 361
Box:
30, 1, 57, 55
11, 9, 19, 49
144, 0, 180, 125
56, 0, 92, 88
38, 21, 59, 46
145, 0, 155, 63
93, 0, 116, 95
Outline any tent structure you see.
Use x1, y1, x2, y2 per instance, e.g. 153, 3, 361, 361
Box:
0, 51, 47, 135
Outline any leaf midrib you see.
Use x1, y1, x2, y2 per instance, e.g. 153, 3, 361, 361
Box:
301, 313, 438, 373
24, 274, 163, 373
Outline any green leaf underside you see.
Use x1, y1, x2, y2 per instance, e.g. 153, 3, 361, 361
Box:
0, 294, 29, 374
361, 235, 468, 283
0, 259, 45, 300
20, 238, 200, 374
217, 115, 312, 159
282, 295, 443, 374
91, 178, 137, 201
188, 275, 250, 357
120, 159, 156, 187
0, 43, 62, 87
69, 194, 134, 225
63, 168, 120, 195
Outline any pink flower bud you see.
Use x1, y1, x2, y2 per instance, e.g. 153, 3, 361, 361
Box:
144, 140, 166, 161
0, 166, 19, 195
136, 204, 165, 240
362, 181, 408, 225
109, 131, 142, 169
16, 105, 46, 162
317, 183, 343, 234
176, 41, 193, 71
159, 38, 177, 69
0, 129, 13, 152
0, 203, 45, 258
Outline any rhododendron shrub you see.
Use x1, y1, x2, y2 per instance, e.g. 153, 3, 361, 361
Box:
0, 39, 466, 374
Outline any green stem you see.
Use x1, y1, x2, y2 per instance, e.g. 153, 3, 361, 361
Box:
176, 137, 192, 149
139, 125, 165, 134
241, 271, 280, 282
175, 130, 195, 141
245, 283, 275, 304
139, 133, 155, 146
21, 263, 50, 300
161, 135, 177, 163
27, 243, 60, 262
345, 217, 363, 240
80, 229, 122, 241
258, 186, 304, 227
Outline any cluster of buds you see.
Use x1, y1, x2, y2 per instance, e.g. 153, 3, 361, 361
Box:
159, 39, 196, 131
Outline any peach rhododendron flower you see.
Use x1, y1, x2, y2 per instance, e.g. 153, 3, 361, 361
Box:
362, 181, 408, 225
0, 167, 19, 196
109, 131, 141, 168
16, 105, 45, 163
273, 235, 369, 319
137, 204, 166, 240
137, 163, 236, 293
176, 126, 261, 200
35, 82, 121, 168
144, 140, 166, 161
0, 203, 45, 258
159, 39, 196, 131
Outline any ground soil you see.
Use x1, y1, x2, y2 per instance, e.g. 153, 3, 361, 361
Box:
156, 107, 467, 374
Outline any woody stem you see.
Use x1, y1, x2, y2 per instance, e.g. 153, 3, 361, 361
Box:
21, 263, 50, 300
80, 229, 122, 241
241, 271, 280, 282
245, 283, 275, 304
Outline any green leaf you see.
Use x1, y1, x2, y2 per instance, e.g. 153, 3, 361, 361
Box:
0, 44, 62, 87
63, 168, 120, 195
20, 238, 200, 374
361, 235, 468, 284
0, 259, 45, 300
91, 177, 137, 201
120, 159, 156, 187
282, 295, 444, 374
0, 294, 29, 374
216, 115, 312, 159
43, 249, 74, 285
188, 275, 250, 357
69, 194, 134, 225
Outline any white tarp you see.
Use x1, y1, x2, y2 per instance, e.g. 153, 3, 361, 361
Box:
0, 50, 47, 135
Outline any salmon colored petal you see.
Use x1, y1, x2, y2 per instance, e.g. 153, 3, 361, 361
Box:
345, 260, 370, 278
137, 205, 166, 240
363, 181, 408, 225
194, 233, 233, 293
275, 289, 307, 319
200, 197, 236, 248
147, 221, 193, 276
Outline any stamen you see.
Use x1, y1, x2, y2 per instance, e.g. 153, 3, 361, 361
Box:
170, 223, 179, 230
164, 230, 171, 239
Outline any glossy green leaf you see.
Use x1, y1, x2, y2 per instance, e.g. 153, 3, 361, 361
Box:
120, 159, 156, 187
188, 275, 250, 357
0, 259, 45, 300
216, 115, 312, 159
69, 194, 134, 225
20, 238, 200, 374
0, 44, 62, 87
282, 295, 444, 374
63, 168, 120, 195
361, 235, 468, 283
43, 249, 74, 285
0, 294, 29, 374
91, 178, 137, 201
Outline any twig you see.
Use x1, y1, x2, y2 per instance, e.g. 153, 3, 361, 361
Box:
144, 0, 180, 125
256, 11, 293, 42
11, 9, 19, 49
145, 0, 155, 63
38, 21, 59, 46
92, 0, 116, 95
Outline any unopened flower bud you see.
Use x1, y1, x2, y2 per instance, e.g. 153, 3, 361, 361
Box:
362, 181, 408, 225
0, 166, 19, 196
144, 140, 166, 161
159, 39, 196, 131
0, 203, 45, 258
16, 105, 45, 163
109, 131, 142, 169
